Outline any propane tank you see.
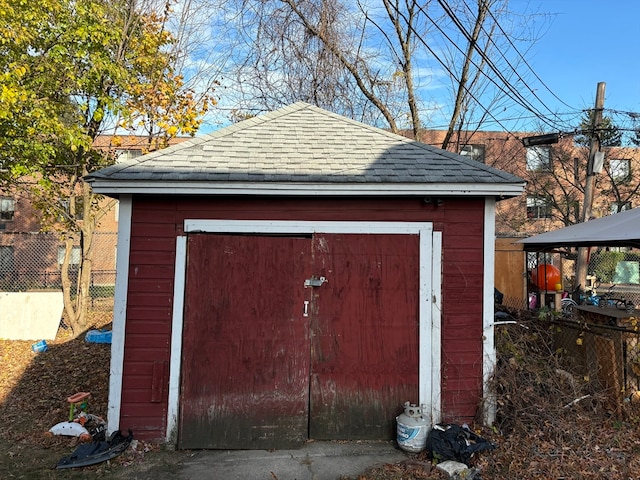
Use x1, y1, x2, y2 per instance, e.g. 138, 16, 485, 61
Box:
396, 401, 429, 453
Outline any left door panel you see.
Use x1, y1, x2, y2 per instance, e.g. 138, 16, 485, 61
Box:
179, 234, 311, 449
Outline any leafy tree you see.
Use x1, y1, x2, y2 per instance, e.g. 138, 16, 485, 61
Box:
589, 250, 626, 284
574, 112, 622, 148
0, 0, 214, 334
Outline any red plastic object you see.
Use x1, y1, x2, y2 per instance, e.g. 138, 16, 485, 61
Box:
532, 264, 561, 291
67, 392, 91, 404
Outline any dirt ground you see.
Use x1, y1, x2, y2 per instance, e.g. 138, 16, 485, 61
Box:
2, 309, 640, 479
0, 312, 189, 480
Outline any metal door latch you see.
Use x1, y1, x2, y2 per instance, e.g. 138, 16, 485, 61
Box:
304, 276, 327, 288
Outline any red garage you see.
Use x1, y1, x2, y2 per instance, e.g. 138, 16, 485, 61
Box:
86, 103, 524, 449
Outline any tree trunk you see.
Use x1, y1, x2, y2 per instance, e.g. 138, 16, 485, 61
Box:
59, 178, 100, 337
441, 0, 488, 150
60, 234, 80, 335
281, 0, 400, 133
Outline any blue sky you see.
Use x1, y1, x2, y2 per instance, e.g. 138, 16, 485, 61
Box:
521, 1, 640, 124
198, 1, 640, 135
422, 0, 640, 134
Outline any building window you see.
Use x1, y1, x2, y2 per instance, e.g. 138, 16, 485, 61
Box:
0, 198, 15, 221
0, 246, 14, 273
526, 146, 551, 171
610, 201, 632, 214
609, 159, 630, 183
527, 196, 552, 219
59, 198, 84, 221
58, 246, 82, 267
459, 144, 485, 163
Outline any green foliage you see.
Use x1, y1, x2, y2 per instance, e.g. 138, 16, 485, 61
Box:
589, 250, 626, 283
574, 112, 622, 147
0, 0, 214, 331
1, 0, 213, 181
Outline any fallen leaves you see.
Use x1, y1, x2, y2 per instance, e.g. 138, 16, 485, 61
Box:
2, 308, 640, 479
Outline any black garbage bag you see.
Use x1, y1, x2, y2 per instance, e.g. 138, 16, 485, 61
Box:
425, 424, 496, 464
56, 429, 133, 469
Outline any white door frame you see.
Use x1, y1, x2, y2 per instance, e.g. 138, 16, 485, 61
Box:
161, 219, 441, 443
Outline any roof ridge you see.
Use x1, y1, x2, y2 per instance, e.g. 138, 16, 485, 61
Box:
290, 104, 519, 181
203, 102, 314, 139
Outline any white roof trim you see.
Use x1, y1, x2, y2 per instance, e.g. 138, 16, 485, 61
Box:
88, 180, 525, 197
185, 219, 429, 234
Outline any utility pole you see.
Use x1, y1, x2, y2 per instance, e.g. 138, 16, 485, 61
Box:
574, 82, 605, 291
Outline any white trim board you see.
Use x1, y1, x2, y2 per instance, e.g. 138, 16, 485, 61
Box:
107, 195, 133, 436
186, 219, 428, 235
428, 231, 443, 424
482, 198, 497, 425
165, 219, 442, 442
165, 236, 187, 442
89, 180, 525, 198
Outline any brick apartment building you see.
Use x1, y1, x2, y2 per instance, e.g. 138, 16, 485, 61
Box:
417, 130, 640, 237
416, 130, 640, 306
0, 135, 186, 292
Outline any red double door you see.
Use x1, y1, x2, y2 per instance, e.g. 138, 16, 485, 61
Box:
178, 233, 419, 449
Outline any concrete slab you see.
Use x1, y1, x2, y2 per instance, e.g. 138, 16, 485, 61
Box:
0, 292, 64, 340
178, 440, 409, 480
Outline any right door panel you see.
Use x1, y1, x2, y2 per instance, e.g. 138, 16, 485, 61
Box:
309, 233, 420, 439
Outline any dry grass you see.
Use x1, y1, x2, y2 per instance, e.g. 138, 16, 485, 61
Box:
0, 311, 183, 479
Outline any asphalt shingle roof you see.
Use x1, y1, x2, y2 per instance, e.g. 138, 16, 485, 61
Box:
86, 102, 524, 190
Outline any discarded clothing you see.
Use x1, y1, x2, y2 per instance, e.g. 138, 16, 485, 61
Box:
425, 424, 496, 464
56, 429, 133, 469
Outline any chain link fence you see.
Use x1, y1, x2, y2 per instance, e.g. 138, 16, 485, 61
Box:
500, 246, 640, 418
585, 248, 640, 307
0, 231, 116, 311
526, 247, 640, 307
551, 317, 640, 418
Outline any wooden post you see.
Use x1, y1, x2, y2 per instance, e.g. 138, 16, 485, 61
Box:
575, 82, 606, 291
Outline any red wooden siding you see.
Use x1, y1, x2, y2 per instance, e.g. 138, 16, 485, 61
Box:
119, 202, 178, 438
120, 196, 486, 441
440, 209, 485, 422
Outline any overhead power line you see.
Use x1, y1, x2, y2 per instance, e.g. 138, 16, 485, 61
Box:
434, 0, 565, 131
395, 9, 516, 134
396, 1, 553, 136
477, 2, 582, 114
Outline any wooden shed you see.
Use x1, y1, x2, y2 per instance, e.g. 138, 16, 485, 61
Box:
85, 103, 525, 449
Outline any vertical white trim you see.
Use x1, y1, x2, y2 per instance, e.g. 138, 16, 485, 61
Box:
107, 195, 132, 435
166, 236, 187, 442
483, 199, 497, 425
430, 231, 443, 424
418, 226, 433, 414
